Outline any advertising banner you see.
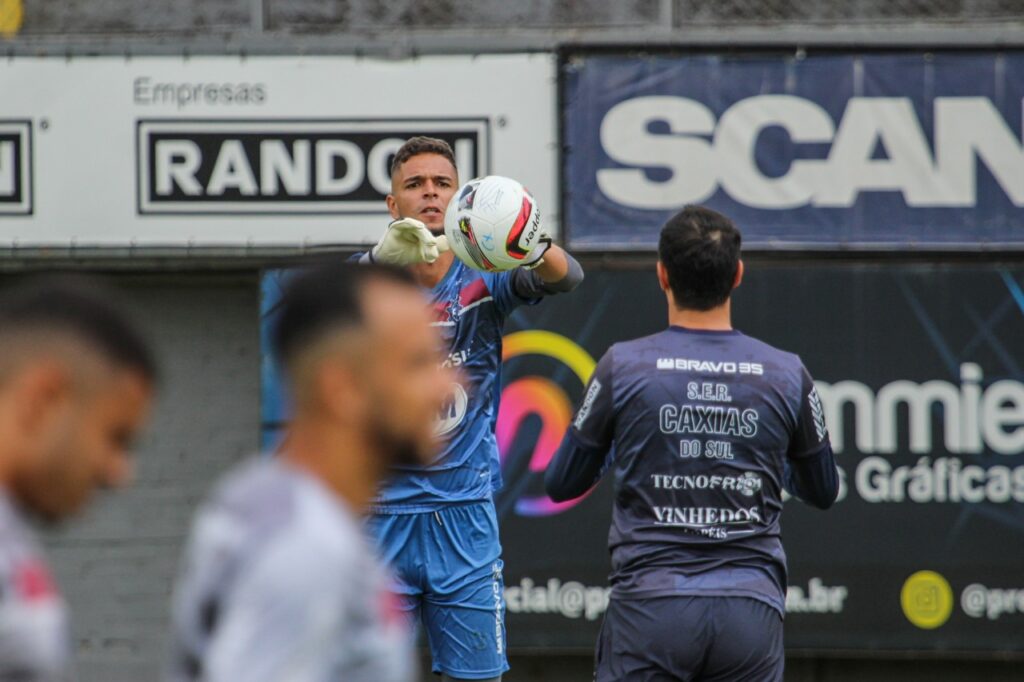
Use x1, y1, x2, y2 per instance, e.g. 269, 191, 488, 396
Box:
261, 262, 1024, 653
0, 54, 555, 248
563, 52, 1024, 250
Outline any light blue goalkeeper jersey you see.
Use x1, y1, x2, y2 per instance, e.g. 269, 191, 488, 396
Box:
372, 258, 540, 513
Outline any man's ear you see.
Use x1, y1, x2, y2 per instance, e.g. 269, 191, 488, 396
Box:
13, 362, 71, 438
656, 261, 670, 292
316, 358, 365, 424
734, 260, 745, 290
385, 194, 400, 220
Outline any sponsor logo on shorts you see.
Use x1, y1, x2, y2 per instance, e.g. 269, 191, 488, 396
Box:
492, 562, 505, 656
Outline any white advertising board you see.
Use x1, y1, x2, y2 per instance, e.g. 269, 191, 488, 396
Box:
0, 54, 556, 249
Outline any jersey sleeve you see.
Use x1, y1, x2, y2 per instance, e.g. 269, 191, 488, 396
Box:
203, 535, 344, 682
544, 349, 616, 502
484, 270, 543, 317
571, 350, 616, 450
784, 363, 840, 509
787, 364, 830, 460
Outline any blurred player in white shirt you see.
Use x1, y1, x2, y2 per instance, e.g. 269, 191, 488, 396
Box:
168, 262, 454, 682
0, 277, 156, 681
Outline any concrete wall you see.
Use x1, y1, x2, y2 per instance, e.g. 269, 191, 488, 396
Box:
9, 0, 1021, 37
39, 273, 261, 681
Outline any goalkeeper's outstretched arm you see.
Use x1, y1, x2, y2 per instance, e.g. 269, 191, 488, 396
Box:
510, 251, 584, 299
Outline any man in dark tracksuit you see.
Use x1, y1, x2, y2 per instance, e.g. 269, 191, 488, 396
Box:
545, 205, 839, 682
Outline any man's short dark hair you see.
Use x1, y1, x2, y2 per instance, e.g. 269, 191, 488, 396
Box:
658, 205, 742, 311
0, 276, 157, 381
273, 262, 416, 371
389, 136, 457, 178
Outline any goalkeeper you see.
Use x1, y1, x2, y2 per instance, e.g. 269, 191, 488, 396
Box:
359, 136, 583, 681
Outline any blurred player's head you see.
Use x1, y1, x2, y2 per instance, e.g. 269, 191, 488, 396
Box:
387, 136, 459, 235
0, 277, 157, 523
274, 262, 451, 470
657, 205, 743, 312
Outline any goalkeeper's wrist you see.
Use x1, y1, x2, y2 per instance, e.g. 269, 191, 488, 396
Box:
522, 235, 553, 270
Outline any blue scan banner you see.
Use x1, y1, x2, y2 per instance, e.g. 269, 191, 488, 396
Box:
564, 52, 1024, 249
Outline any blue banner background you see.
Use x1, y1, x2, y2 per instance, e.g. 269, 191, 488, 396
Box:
564, 52, 1024, 249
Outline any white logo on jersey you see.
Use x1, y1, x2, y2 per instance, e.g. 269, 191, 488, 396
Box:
435, 383, 468, 436
574, 379, 603, 430
737, 472, 763, 497
656, 358, 764, 375
652, 505, 763, 526
808, 386, 827, 442
650, 471, 763, 497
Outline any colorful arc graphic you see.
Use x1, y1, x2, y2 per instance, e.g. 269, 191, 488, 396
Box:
498, 331, 597, 516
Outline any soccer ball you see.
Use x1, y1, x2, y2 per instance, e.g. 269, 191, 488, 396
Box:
443, 176, 543, 272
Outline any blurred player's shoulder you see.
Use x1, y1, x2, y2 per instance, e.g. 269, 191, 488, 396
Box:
0, 492, 32, 546
194, 456, 365, 566
0, 493, 48, 585
209, 458, 296, 519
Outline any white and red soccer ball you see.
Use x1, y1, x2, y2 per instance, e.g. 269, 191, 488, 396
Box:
443, 175, 543, 272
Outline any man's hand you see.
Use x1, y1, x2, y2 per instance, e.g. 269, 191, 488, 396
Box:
370, 218, 446, 266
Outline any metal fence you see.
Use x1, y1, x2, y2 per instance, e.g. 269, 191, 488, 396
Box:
3, 0, 1024, 42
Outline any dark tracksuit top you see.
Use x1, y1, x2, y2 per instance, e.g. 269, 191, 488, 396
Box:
545, 325, 839, 617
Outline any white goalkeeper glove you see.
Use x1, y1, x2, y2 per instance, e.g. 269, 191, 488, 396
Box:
521, 233, 553, 270
369, 218, 448, 266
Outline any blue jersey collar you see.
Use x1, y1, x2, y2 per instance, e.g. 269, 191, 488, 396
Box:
429, 258, 462, 293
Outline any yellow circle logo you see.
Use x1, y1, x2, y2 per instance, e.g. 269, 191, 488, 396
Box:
0, 0, 24, 38
901, 570, 953, 629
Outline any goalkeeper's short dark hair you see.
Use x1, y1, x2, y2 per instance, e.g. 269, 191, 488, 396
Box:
272, 261, 416, 372
0, 275, 157, 382
658, 205, 742, 312
390, 136, 457, 178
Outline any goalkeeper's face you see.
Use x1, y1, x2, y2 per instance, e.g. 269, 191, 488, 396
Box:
387, 153, 459, 236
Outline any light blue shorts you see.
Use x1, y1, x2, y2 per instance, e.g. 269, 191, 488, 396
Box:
367, 500, 509, 680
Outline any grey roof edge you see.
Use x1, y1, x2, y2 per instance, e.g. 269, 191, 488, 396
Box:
4, 23, 1024, 58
